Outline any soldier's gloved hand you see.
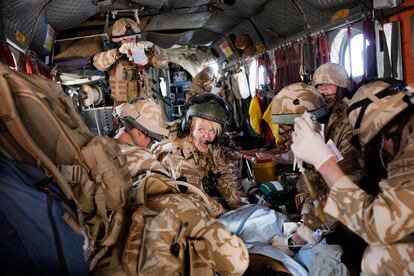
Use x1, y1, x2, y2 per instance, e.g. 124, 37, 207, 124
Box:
291, 113, 334, 170
118, 43, 130, 55
136, 41, 154, 50
269, 235, 295, 256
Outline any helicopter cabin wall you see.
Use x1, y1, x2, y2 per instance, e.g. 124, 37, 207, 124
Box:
386, 0, 414, 86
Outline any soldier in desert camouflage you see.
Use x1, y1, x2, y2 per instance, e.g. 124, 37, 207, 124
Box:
93, 18, 167, 105
112, 98, 170, 177
111, 99, 249, 275
270, 82, 336, 254
291, 79, 414, 274
154, 93, 244, 211
312, 62, 364, 183
185, 66, 216, 102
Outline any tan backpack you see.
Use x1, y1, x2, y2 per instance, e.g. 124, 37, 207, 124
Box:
0, 64, 133, 269
120, 172, 249, 276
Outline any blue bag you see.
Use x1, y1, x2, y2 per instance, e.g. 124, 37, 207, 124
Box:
0, 156, 89, 275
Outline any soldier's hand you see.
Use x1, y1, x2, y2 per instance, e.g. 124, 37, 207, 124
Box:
291, 112, 334, 170
118, 43, 130, 55
137, 41, 154, 50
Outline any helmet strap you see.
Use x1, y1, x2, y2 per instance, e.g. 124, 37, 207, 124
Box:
124, 123, 140, 147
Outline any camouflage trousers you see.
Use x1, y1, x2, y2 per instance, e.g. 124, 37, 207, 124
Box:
361, 242, 414, 275
124, 193, 249, 276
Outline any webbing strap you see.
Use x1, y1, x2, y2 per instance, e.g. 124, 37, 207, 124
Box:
380, 25, 392, 78
318, 36, 324, 64
168, 180, 213, 210
347, 80, 407, 130
288, 44, 294, 84
274, 48, 279, 92
347, 25, 353, 79
312, 36, 318, 72
297, 41, 302, 82
323, 34, 330, 63
58, 164, 81, 184
282, 47, 287, 87
390, 22, 400, 78
266, 53, 275, 90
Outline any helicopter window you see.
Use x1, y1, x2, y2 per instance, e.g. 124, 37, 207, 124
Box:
343, 33, 370, 78
331, 28, 370, 78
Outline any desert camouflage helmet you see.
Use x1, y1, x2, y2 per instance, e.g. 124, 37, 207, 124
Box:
113, 99, 168, 141
111, 18, 141, 42
312, 63, 351, 91
181, 93, 231, 135
193, 67, 216, 90
347, 79, 413, 145
271, 82, 329, 124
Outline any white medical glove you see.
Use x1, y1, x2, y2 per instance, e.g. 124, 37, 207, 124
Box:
291, 113, 334, 170
269, 235, 295, 256
118, 43, 130, 55
136, 41, 154, 50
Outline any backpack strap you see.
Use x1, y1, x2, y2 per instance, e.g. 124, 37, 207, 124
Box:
132, 172, 212, 210
167, 180, 213, 210
0, 70, 75, 201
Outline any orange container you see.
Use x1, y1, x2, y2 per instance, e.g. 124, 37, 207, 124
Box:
253, 157, 277, 184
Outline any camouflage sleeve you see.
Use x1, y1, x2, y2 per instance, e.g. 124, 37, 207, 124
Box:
148, 44, 168, 69
335, 123, 364, 182
296, 169, 337, 231
93, 48, 120, 71
211, 147, 244, 209
118, 144, 169, 178
327, 104, 364, 182
324, 175, 414, 245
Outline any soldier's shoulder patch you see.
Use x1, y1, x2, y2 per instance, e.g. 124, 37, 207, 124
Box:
183, 174, 201, 186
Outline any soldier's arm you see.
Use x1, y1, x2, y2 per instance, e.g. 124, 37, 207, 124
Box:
323, 167, 414, 244
148, 44, 168, 69
335, 123, 364, 182
212, 147, 244, 209
93, 48, 121, 71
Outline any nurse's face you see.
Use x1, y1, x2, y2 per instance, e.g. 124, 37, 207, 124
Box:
190, 117, 217, 154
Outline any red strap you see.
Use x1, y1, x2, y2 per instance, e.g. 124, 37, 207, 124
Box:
287, 44, 293, 84
264, 53, 273, 88
282, 47, 287, 88
25, 55, 33, 74
347, 25, 353, 79
267, 53, 275, 90
323, 34, 330, 63
312, 36, 318, 71
297, 41, 302, 82
318, 36, 324, 64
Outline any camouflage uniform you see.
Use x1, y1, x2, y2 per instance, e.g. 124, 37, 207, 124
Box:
185, 66, 215, 102
312, 62, 352, 91
125, 188, 249, 275
154, 137, 244, 211
323, 79, 414, 275
93, 42, 167, 103
271, 82, 363, 242
324, 133, 414, 275
296, 101, 365, 234
118, 144, 168, 178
